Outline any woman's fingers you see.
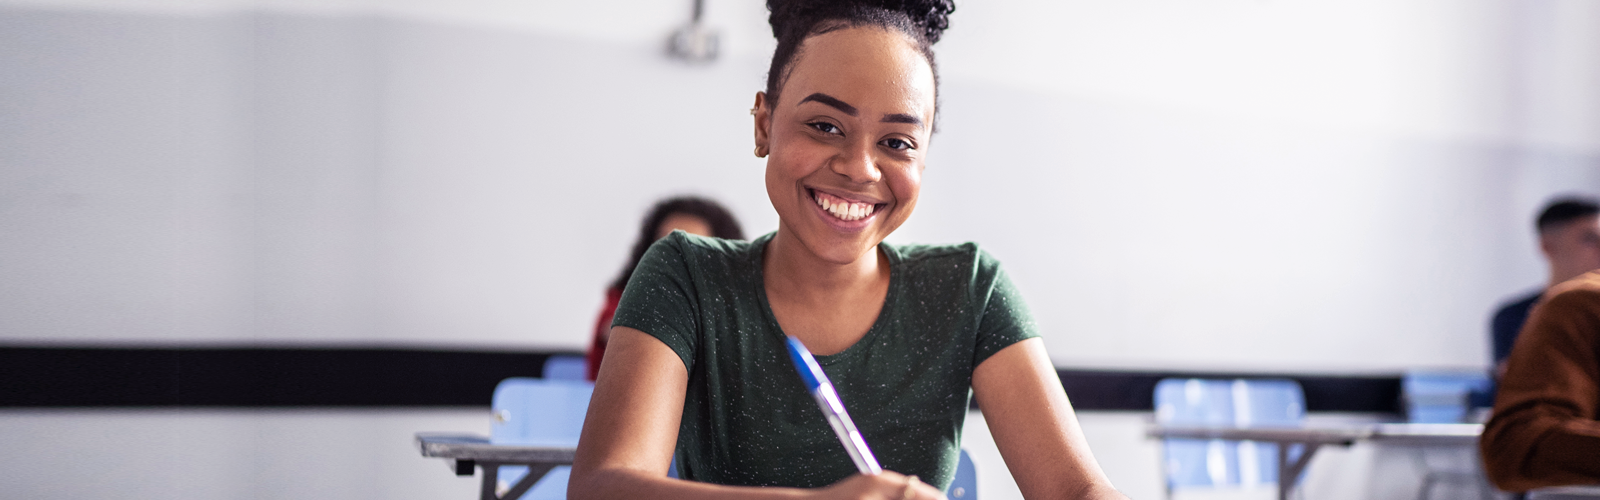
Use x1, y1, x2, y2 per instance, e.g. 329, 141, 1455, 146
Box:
900, 475, 947, 500
819, 472, 949, 500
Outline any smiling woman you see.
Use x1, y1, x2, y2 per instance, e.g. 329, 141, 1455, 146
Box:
567, 1, 1128, 499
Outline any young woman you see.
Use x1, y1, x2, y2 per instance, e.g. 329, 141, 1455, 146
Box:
570, 1, 1127, 499
587, 197, 745, 381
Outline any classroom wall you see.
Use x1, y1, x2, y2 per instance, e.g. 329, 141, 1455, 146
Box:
4, 0, 1598, 371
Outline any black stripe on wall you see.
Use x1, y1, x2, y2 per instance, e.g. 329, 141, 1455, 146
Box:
0, 346, 567, 407
1056, 369, 1402, 413
0, 346, 1401, 412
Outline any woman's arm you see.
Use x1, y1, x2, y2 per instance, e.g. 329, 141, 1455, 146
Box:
971, 338, 1127, 500
569, 327, 946, 500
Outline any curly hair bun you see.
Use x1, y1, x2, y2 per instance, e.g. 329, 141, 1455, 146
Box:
767, 0, 956, 44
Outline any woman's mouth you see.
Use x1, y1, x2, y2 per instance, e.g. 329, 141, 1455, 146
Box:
810, 189, 884, 222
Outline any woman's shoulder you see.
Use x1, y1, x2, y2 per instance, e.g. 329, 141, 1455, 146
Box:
882, 240, 1009, 287
660, 230, 765, 259
882, 240, 998, 268
642, 230, 767, 280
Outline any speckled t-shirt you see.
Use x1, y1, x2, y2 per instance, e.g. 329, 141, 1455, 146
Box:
611, 231, 1039, 490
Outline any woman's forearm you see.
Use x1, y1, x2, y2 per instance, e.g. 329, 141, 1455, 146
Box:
1072, 481, 1131, 500
569, 467, 810, 500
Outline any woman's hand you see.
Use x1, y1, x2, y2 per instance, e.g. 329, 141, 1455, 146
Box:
809, 472, 948, 500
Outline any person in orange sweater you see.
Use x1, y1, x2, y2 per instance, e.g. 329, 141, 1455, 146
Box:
1482, 269, 1600, 491
587, 197, 744, 380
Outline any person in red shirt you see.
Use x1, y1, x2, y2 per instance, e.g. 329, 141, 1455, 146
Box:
587, 197, 744, 380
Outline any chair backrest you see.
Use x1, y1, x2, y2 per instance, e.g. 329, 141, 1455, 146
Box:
490, 377, 594, 500
541, 355, 589, 381
1403, 370, 1491, 423
491, 377, 593, 446
947, 449, 977, 499
1153, 378, 1305, 492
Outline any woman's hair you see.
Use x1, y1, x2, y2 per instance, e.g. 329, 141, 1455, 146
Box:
610, 196, 745, 291
763, 0, 955, 116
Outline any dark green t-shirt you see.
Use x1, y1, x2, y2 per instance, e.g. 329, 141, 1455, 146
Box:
612, 231, 1039, 490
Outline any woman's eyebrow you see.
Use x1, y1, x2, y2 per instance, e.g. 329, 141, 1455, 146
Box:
881, 113, 923, 128
797, 93, 858, 116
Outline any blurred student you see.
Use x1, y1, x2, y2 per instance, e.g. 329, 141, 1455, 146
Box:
1491, 198, 1600, 380
586, 197, 744, 380
1481, 269, 1600, 491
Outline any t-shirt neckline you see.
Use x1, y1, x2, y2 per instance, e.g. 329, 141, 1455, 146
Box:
751, 232, 901, 366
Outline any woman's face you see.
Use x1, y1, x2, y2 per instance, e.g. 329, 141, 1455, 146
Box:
755, 26, 936, 265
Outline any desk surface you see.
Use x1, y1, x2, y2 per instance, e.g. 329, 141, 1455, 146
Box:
1148, 426, 1367, 444
416, 433, 576, 464
1146, 423, 1482, 446
1529, 486, 1600, 500
1368, 423, 1481, 445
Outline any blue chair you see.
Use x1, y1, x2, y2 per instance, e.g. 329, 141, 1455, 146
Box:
1402, 370, 1491, 423
1154, 378, 1305, 497
490, 377, 593, 500
541, 355, 588, 381
1401, 371, 1494, 500
947, 448, 978, 499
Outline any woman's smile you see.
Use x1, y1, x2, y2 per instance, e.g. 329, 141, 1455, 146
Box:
808, 187, 888, 228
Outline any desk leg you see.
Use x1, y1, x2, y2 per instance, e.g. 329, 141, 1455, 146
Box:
1277, 443, 1321, 500
501, 464, 556, 500
477, 462, 559, 500
479, 463, 500, 500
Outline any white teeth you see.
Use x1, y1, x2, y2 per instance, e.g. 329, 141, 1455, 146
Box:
813, 192, 875, 221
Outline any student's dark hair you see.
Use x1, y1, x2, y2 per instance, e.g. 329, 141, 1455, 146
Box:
610, 196, 745, 291
1537, 197, 1600, 233
763, 0, 955, 119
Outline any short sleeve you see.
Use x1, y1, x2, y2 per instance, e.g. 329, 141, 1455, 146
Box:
611, 234, 701, 373
972, 252, 1040, 366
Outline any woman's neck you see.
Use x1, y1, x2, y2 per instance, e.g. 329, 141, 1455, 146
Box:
764, 228, 884, 295
762, 226, 891, 354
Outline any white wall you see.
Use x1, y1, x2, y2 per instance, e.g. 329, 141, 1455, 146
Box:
5, 0, 1598, 370
0, 408, 486, 499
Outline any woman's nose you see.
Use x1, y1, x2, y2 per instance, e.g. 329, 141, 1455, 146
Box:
831, 141, 882, 184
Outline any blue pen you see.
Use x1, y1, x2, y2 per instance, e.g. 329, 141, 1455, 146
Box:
784, 335, 883, 474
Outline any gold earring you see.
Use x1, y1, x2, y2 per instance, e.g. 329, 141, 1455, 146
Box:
750, 107, 758, 116
754, 147, 764, 158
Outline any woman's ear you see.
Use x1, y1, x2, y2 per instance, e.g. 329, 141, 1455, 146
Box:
752, 92, 771, 158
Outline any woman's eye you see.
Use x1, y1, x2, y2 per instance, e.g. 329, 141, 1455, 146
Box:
807, 122, 841, 135
881, 138, 913, 151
